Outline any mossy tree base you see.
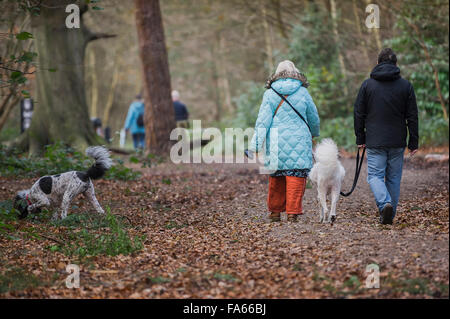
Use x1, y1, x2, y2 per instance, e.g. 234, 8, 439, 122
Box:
21, 0, 113, 155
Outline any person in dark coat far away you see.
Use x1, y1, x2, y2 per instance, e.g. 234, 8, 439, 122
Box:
172, 90, 189, 128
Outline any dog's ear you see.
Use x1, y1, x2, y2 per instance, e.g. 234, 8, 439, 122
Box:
13, 194, 21, 207
13, 194, 29, 219
18, 205, 29, 219
13, 195, 25, 213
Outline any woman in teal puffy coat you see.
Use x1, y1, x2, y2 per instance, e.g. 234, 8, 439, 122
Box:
249, 60, 320, 222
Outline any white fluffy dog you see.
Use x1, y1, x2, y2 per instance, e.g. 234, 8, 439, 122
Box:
309, 138, 345, 223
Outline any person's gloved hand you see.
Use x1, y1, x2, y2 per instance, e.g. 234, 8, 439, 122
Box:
244, 149, 254, 159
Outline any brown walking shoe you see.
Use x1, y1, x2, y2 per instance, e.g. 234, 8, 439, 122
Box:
269, 212, 281, 222
287, 214, 298, 222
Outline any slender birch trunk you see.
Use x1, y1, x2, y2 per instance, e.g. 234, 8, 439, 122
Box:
329, 0, 348, 94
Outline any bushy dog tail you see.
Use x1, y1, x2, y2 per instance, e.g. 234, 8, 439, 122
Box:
314, 138, 339, 164
86, 146, 113, 180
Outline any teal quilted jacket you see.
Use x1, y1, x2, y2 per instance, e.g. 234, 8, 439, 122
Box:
124, 101, 145, 134
249, 78, 320, 171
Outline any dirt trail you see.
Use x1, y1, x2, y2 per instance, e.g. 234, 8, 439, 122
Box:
241, 158, 449, 294
0, 157, 448, 298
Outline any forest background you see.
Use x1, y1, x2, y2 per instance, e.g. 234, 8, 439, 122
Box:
1, 0, 448, 150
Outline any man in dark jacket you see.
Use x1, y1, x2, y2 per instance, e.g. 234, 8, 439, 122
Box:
172, 90, 189, 128
354, 48, 419, 225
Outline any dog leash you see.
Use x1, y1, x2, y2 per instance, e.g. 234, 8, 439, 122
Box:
340, 147, 366, 197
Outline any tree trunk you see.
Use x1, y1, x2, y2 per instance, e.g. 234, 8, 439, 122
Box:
134, 0, 175, 155
372, 21, 382, 51
210, 43, 222, 122
352, 0, 371, 72
27, 0, 104, 154
364, 0, 382, 51
89, 50, 98, 118
329, 0, 348, 95
0, 13, 32, 133
102, 64, 120, 126
0, 92, 20, 131
216, 32, 233, 113
261, 1, 275, 73
270, 0, 288, 39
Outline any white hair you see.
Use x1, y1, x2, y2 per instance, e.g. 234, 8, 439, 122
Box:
171, 90, 180, 101
275, 60, 300, 75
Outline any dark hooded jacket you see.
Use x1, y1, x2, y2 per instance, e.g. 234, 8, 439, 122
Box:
173, 101, 189, 121
354, 62, 419, 150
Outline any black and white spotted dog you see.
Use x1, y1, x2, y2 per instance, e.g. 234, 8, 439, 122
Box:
13, 146, 113, 220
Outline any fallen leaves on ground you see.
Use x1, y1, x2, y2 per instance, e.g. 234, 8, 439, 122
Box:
0, 158, 448, 298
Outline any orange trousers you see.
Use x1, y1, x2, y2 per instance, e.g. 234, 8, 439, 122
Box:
268, 176, 307, 215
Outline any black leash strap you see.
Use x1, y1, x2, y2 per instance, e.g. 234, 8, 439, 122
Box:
270, 86, 312, 134
340, 147, 366, 197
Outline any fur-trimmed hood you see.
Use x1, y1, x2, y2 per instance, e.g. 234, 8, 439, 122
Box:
265, 70, 309, 89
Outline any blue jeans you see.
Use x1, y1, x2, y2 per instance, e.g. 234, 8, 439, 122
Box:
132, 133, 145, 150
366, 147, 405, 218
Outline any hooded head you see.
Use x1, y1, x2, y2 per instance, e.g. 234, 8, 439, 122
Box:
371, 48, 401, 81
265, 60, 309, 89
275, 60, 299, 74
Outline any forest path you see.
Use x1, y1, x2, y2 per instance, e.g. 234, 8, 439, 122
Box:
0, 157, 448, 298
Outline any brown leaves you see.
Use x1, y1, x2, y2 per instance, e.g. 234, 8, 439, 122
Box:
0, 158, 448, 298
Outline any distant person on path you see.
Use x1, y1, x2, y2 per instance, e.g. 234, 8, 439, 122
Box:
124, 93, 145, 150
91, 117, 103, 137
354, 48, 419, 225
248, 60, 320, 222
172, 90, 189, 128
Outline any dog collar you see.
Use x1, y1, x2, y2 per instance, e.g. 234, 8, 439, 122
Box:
25, 194, 32, 206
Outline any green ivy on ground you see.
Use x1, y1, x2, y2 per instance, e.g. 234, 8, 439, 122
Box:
0, 142, 141, 180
